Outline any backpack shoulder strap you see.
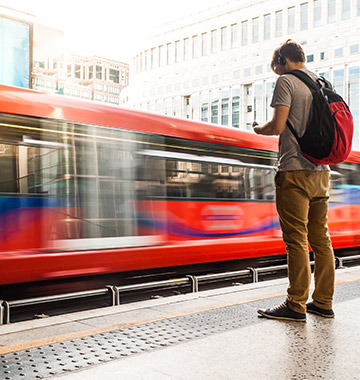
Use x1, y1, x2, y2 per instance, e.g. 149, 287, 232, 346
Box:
286, 120, 300, 139
286, 70, 321, 92
284, 70, 320, 140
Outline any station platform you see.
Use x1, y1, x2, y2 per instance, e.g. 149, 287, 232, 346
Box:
1, 266, 359, 380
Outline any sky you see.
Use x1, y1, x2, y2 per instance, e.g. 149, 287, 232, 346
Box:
0, 0, 231, 62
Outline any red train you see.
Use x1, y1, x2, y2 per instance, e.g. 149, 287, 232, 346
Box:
1, 84, 360, 286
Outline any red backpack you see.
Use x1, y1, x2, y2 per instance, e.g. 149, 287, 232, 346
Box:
286, 70, 353, 165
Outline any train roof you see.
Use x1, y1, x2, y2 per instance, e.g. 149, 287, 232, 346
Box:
0, 84, 278, 153
1, 85, 359, 163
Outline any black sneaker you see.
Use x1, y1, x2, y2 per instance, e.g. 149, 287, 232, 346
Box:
258, 301, 306, 322
306, 302, 334, 318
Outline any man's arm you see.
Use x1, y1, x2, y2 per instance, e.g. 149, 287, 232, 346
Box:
252, 105, 290, 136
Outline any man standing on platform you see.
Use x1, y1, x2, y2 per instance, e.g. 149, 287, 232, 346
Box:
253, 40, 335, 322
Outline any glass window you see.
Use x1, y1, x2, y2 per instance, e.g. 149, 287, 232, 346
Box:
264, 14, 271, 40
184, 38, 190, 60
314, 0, 322, 26
265, 81, 275, 120
109, 69, 119, 84
254, 84, 263, 123
342, 0, 351, 19
221, 89, 229, 126
139, 52, 143, 72
159, 45, 165, 66
255, 65, 263, 74
241, 20, 248, 46
211, 30, 217, 53
231, 24, 238, 48
333, 69, 345, 98
201, 92, 209, 122
166, 43, 172, 65
301, 3, 309, 30
191, 93, 199, 120
350, 44, 359, 54
275, 10, 283, 37
211, 100, 219, 124
319, 71, 330, 80
288, 7, 295, 33
175, 41, 180, 63
151, 48, 155, 68
335, 47, 343, 57
74, 64, 81, 79
320, 51, 328, 60
201, 33, 207, 56
307, 54, 314, 62
252, 17, 259, 43
88, 65, 93, 79
144, 50, 148, 70
231, 86, 240, 128
96, 65, 102, 80
0, 143, 18, 192
192, 35, 199, 58
0, 115, 164, 244
348, 67, 360, 150
328, 0, 336, 22
201, 103, 208, 122
163, 156, 275, 201
221, 27, 227, 51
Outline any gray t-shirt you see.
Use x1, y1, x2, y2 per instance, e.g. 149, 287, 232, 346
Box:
271, 69, 330, 172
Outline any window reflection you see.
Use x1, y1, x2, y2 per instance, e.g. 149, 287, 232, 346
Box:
137, 153, 275, 201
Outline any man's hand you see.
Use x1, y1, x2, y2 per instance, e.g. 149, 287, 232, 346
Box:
252, 121, 260, 134
251, 105, 290, 136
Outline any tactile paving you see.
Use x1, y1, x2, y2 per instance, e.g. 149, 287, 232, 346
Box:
0, 280, 358, 380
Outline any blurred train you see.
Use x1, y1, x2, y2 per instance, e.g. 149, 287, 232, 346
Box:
1, 84, 360, 287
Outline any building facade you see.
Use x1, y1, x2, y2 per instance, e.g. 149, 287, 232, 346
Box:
32, 54, 129, 106
128, 0, 360, 149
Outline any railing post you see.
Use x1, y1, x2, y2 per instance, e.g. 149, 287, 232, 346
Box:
106, 285, 121, 306
2, 301, 10, 324
247, 267, 259, 283
0, 300, 4, 325
335, 256, 346, 269
186, 275, 199, 292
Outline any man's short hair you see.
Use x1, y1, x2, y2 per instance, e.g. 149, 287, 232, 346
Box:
271, 40, 306, 71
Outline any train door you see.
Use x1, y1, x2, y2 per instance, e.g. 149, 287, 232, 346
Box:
0, 114, 165, 253
0, 130, 65, 251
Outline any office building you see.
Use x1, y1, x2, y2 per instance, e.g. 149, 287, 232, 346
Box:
128, 0, 360, 149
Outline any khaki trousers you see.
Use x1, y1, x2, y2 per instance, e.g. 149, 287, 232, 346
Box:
275, 171, 335, 314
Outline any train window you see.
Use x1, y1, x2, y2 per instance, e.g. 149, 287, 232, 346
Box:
75, 138, 97, 175
330, 163, 360, 203
137, 148, 275, 201
0, 144, 17, 192
0, 114, 165, 250
0, 112, 277, 251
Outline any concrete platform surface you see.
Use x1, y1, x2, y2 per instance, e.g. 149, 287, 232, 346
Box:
1, 266, 359, 380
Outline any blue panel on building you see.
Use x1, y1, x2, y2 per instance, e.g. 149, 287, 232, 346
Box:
0, 15, 30, 88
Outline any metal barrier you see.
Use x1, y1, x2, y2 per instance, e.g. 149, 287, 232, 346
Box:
0, 288, 113, 325
336, 254, 360, 268
0, 255, 358, 324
